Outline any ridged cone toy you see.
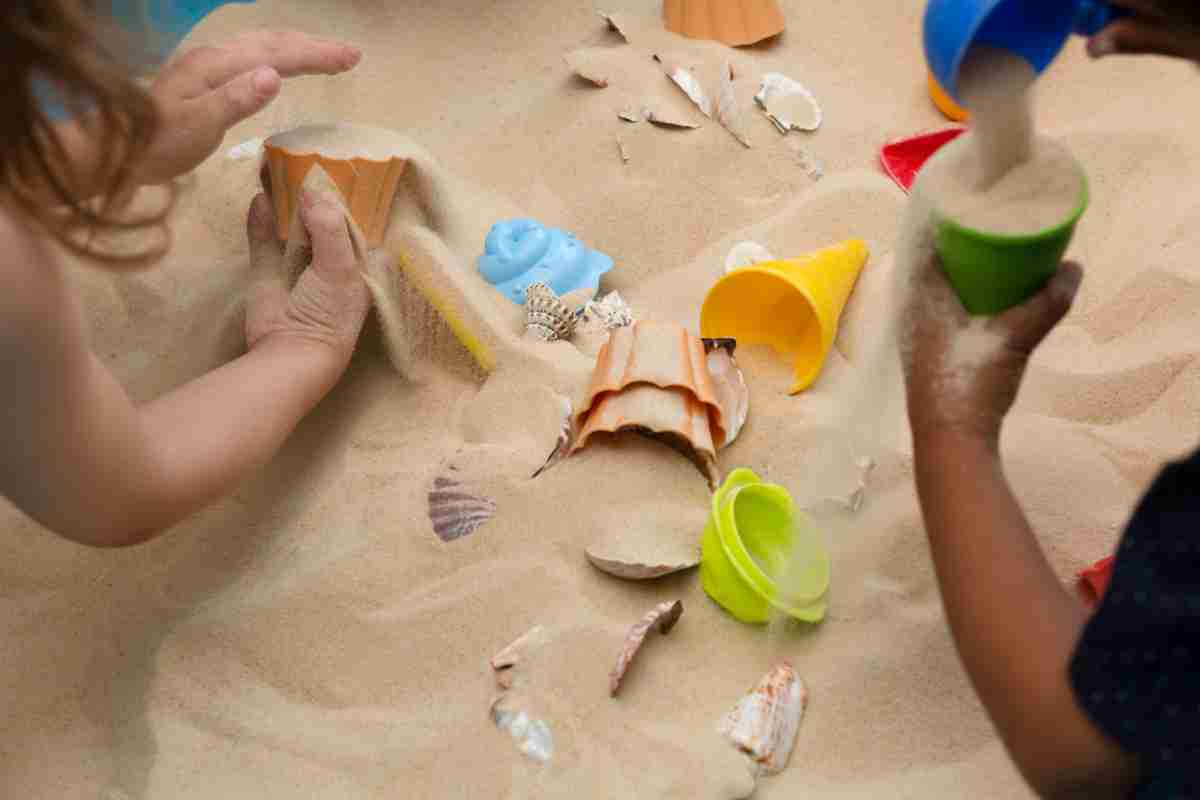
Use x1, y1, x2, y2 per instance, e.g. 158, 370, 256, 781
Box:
663, 0, 785, 46
264, 124, 409, 248
700, 240, 869, 394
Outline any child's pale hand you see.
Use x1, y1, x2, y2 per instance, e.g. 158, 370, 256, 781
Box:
244, 192, 371, 367
139, 31, 361, 185
900, 254, 1082, 445
1091, 1, 1200, 60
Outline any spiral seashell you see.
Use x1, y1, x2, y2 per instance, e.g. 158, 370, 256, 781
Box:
524, 283, 577, 342
478, 219, 613, 305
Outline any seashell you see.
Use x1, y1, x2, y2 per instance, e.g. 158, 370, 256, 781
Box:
532, 395, 574, 479
491, 697, 555, 763
586, 526, 700, 581
491, 626, 549, 673
610, 600, 684, 697
524, 282, 578, 342
717, 62, 751, 149
263, 124, 410, 247
755, 73, 823, 134
663, 0, 785, 46
427, 475, 497, 543
704, 344, 750, 449
564, 48, 612, 88
477, 219, 614, 306
718, 662, 807, 777
725, 242, 776, 274
719, 663, 807, 776
578, 291, 634, 336
661, 61, 713, 117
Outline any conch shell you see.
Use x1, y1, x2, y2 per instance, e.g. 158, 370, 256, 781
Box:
718, 662, 807, 776
610, 600, 683, 697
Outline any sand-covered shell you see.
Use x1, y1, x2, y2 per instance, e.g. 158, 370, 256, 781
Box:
703, 340, 750, 449
478, 219, 613, 305
427, 475, 497, 543
491, 697, 555, 763
263, 124, 409, 247
586, 525, 700, 581
718, 662, 807, 777
491, 626, 549, 689
524, 283, 577, 342
663, 0, 785, 46
610, 600, 684, 697
755, 74, 823, 134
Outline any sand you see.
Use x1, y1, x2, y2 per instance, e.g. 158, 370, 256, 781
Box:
3, 1, 1200, 798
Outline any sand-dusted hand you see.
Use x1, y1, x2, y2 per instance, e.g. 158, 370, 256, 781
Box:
900, 253, 1082, 444
244, 191, 371, 365
1090, 0, 1200, 60
140, 31, 362, 185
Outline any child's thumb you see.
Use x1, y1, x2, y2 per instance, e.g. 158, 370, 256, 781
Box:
993, 262, 1083, 355
300, 190, 362, 285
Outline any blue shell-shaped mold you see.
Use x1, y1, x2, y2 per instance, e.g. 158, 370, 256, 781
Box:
477, 219, 614, 305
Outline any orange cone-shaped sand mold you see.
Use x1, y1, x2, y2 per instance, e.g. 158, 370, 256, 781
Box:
663, 0, 785, 47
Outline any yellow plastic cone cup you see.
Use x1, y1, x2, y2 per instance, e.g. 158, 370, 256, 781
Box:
700, 240, 869, 394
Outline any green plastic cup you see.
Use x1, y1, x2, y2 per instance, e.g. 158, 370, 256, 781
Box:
935, 174, 1090, 316
700, 469, 830, 625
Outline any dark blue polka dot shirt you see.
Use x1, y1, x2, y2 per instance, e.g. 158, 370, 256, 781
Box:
1070, 449, 1200, 798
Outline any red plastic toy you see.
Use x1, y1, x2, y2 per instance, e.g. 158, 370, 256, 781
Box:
879, 127, 966, 193
1078, 556, 1115, 609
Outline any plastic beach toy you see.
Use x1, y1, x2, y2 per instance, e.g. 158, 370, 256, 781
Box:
478, 220, 613, 306
663, 0, 785, 47
701, 469, 830, 625
880, 127, 965, 193
927, 73, 969, 122
929, 141, 1091, 315
925, 0, 1127, 103
700, 240, 869, 394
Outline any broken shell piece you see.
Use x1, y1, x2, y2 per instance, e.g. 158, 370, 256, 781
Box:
491, 626, 548, 672
718, 662, 807, 776
263, 124, 410, 247
755, 73, 823, 134
524, 282, 578, 343
532, 395, 574, 479
725, 242, 776, 274
717, 62, 751, 149
427, 476, 497, 543
705, 345, 750, 449
661, 60, 713, 118
618, 108, 642, 123
610, 600, 684, 696
617, 136, 631, 164
578, 291, 634, 335
645, 108, 701, 130
564, 49, 612, 87
491, 698, 555, 763
663, 0, 785, 47
586, 525, 700, 580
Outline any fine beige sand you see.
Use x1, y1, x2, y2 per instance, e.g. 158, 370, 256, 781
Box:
4, 1, 1200, 798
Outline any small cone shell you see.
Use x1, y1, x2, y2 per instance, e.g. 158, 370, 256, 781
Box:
264, 124, 409, 247
663, 0, 785, 47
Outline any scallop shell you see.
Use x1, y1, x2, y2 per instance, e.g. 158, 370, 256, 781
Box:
663, 0, 785, 46
427, 475, 497, 542
524, 282, 577, 342
755, 73, 823, 134
610, 600, 684, 697
263, 124, 409, 247
718, 662, 807, 777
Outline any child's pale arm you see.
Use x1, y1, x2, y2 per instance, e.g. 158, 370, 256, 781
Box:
903, 256, 1139, 798
0, 193, 369, 547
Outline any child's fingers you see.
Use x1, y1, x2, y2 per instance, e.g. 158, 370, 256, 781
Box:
300, 191, 359, 285
991, 262, 1083, 355
200, 68, 283, 133
246, 193, 284, 273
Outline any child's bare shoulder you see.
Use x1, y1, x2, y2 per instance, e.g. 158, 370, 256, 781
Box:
0, 205, 73, 341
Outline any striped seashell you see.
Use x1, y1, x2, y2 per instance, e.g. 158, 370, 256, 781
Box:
525, 282, 577, 342
610, 600, 683, 697
427, 475, 497, 542
718, 662, 807, 777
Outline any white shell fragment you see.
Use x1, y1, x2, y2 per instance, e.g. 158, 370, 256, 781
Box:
532, 395, 574, 479
427, 476, 497, 543
610, 600, 683, 697
578, 291, 634, 335
837, 456, 877, 513
725, 241, 776, 274
525, 282, 578, 343
755, 73, 823, 134
645, 107, 701, 130
619, 108, 642, 123
586, 525, 700, 581
491, 698, 555, 763
718, 663, 808, 777
717, 62, 751, 149
661, 61, 713, 117
564, 49, 611, 88
704, 344, 750, 448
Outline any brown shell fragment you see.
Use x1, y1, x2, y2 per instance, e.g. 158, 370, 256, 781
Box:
427, 476, 497, 543
610, 600, 684, 697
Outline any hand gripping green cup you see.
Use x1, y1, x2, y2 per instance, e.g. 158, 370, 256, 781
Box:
935, 174, 1090, 316
700, 469, 830, 625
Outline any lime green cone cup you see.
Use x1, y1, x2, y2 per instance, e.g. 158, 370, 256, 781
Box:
701, 469, 831, 625
935, 175, 1090, 316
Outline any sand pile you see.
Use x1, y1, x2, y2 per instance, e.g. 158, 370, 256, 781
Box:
2, 2, 1200, 799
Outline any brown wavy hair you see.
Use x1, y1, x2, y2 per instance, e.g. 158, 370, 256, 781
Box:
0, 0, 174, 267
